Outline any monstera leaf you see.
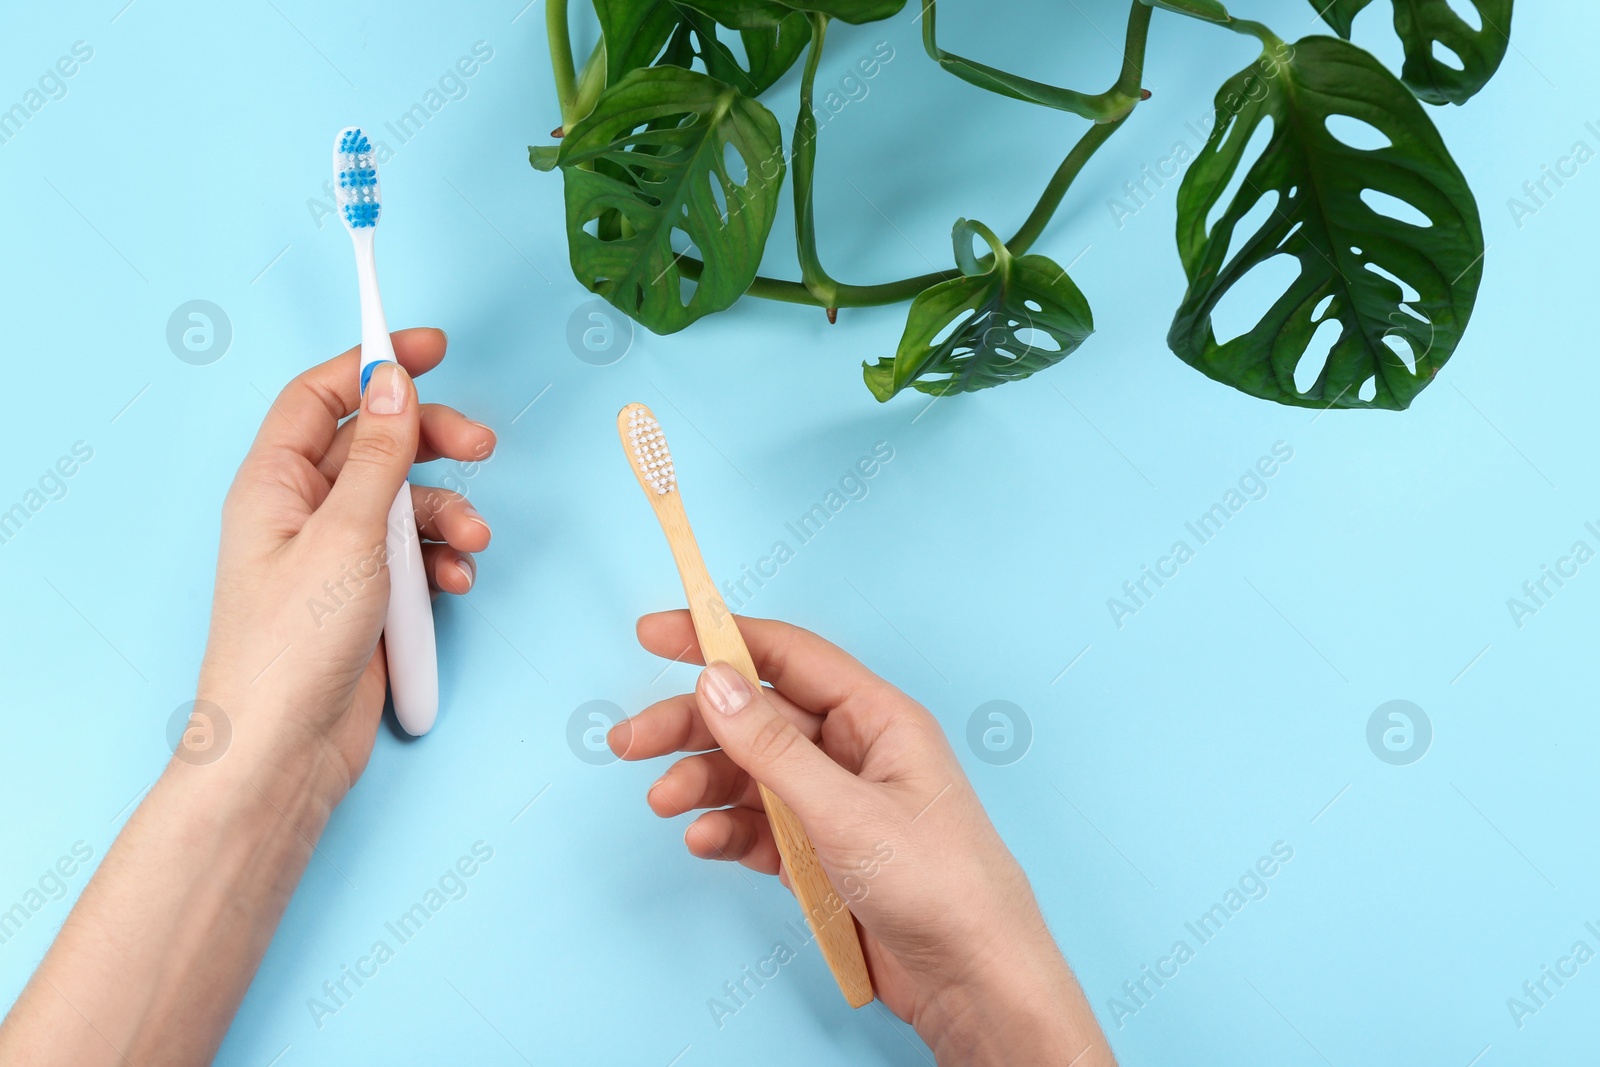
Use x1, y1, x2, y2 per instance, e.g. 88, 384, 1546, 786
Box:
1168, 35, 1483, 410
865, 220, 1093, 400
663, 9, 812, 97
771, 0, 905, 23
596, 0, 808, 93
1313, 0, 1512, 105
557, 67, 785, 333
678, 0, 795, 28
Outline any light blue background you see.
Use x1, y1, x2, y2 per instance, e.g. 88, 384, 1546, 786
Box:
0, 1, 1591, 1064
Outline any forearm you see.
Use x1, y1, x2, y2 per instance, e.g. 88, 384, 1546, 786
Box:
0, 723, 344, 1066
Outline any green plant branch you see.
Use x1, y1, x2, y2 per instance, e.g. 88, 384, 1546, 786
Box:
1116, 1, 1153, 98
571, 40, 607, 125
672, 0, 1150, 308
1007, 114, 1128, 256
1221, 17, 1283, 49
921, 0, 1146, 122
547, 0, 579, 129
792, 12, 840, 307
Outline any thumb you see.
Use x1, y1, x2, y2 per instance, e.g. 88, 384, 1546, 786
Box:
697, 662, 858, 824
319, 360, 419, 537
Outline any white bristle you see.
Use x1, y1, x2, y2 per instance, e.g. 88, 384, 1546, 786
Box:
625, 408, 676, 494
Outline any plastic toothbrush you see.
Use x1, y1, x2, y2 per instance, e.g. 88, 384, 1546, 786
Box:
333, 126, 439, 735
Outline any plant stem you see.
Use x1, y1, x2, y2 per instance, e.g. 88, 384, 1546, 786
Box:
680, 0, 1152, 308
1222, 17, 1284, 50
571, 41, 607, 125
1006, 115, 1127, 257
1114, 1, 1153, 98
792, 12, 840, 306
547, 0, 579, 129
922, 0, 1142, 122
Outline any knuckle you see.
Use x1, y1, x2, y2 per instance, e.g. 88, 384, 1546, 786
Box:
348, 429, 409, 468
746, 713, 802, 767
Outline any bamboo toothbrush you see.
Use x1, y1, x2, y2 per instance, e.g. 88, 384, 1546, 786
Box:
617, 403, 873, 1008
333, 126, 438, 735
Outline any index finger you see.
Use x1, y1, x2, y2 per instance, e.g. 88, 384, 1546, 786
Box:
636, 611, 889, 716
247, 328, 448, 467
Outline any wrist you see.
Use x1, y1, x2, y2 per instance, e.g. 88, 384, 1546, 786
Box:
918, 933, 1112, 1067
175, 685, 353, 811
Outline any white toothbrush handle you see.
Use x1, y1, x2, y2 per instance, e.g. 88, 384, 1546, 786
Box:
353, 232, 439, 735
382, 482, 438, 734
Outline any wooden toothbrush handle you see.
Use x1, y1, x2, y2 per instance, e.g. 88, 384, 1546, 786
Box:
754, 784, 874, 1007
666, 511, 874, 1007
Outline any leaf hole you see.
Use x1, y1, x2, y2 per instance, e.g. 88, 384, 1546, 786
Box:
722, 140, 749, 188
1324, 114, 1391, 152
1445, 0, 1483, 31
1395, 303, 1429, 325
1210, 252, 1299, 345
1383, 332, 1418, 374
707, 174, 728, 221
1222, 190, 1281, 268
1013, 326, 1060, 354
1311, 294, 1334, 321
680, 272, 699, 306
1358, 377, 1377, 402
1431, 40, 1466, 72
1024, 299, 1043, 313
1294, 317, 1344, 394
1360, 188, 1432, 228
1205, 118, 1275, 236
1364, 261, 1422, 305
930, 312, 972, 349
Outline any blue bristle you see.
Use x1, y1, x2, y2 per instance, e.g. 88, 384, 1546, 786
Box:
343, 202, 380, 227
336, 127, 380, 227
338, 167, 377, 189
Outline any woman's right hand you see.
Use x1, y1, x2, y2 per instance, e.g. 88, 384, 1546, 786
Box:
609, 612, 1115, 1066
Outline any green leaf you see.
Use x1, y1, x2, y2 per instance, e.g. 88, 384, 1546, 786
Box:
528, 144, 560, 171
663, 9, 812, 96
557, 67, 785, 334
775, 0, 905, 23
597, 0, 809, 95
1168, 36, 1483, 411
682, 0, 903, 25
677, 0, 795, 29
1312, 0, 1373, 37
595, 0, 682, 82
1311, 0, 1513, 105
864, 220, 1093, 400
1140, 0, 1230, 23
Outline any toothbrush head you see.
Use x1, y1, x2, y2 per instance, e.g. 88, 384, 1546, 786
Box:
619, 403, 677, 496
333, 126, 380, 230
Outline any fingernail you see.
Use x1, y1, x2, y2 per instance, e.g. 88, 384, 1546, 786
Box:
365, 361, 408, 415
455, 557, 475, 589
462, 503, 491, 534
700, 663, 753, 716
